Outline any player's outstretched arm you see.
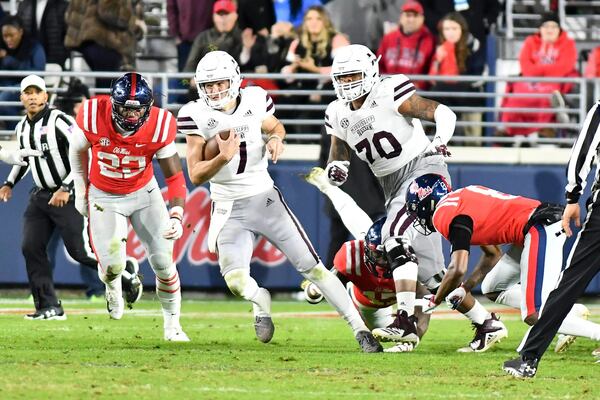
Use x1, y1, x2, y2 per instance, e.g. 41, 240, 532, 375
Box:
463, 245, 502, 292
262, 115, 285, 164
185, 133, 238, 185
433, 249, 469, 306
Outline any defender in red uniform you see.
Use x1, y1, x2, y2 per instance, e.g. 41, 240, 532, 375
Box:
406, 174, 600, 351
69, 73, 189, 341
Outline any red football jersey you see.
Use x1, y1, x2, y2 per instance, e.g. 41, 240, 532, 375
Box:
432, 185, 541, 246
76, 97, 176, 194
334, 240, 396, 308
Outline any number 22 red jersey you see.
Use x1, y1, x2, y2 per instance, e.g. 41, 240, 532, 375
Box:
334, 240, 396, 308
432, 185, 541, 246
76, 97, 177, 194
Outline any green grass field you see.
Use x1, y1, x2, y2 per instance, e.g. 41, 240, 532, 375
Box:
0, 296, 598, 399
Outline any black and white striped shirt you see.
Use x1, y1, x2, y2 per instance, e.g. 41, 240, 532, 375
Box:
565, 101, 600, 204
5, 106, 74, 191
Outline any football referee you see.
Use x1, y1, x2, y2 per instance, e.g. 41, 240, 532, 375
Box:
503, 100, 600, 378
0, 75, 102, 320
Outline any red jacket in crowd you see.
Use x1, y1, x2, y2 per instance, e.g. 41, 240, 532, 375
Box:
519, 30, 577, 78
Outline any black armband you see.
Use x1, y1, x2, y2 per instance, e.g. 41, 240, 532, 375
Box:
449, 215, 473, 252
565, 191, 580, 204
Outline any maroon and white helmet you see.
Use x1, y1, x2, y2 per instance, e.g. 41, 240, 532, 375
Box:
331, 44, 380, 102
195, 50, 241, 109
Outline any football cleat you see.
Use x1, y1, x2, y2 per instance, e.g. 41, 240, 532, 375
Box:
503, 356, 538, 378
355, 330, 383, 353
555, 303, 590, 353
384, 342, 416, 353
303, 167, 334, 193
254, 316, 275, 343
458, 312, 508, 353
24, 303, 67, 321
164, 326, 190, 342
121, 256, 143, 308
372, 310, 419, 343
105, 285, 124, 320
592, 347, 600, 358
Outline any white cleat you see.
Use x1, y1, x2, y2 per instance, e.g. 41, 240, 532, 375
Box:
457, 313, 508, 353
303, 167, 334, 193
105, 286, 124, 320
555, 304, 590, 353
164, 326, 190, 342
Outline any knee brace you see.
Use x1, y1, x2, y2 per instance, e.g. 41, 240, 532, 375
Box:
384, 236, 417, 273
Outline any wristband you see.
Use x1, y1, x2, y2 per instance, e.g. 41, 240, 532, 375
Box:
3, 180, 14, 189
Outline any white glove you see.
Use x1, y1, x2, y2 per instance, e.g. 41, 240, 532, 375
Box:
75, 194, 88, 217
445, 285, 467, 310
324, 160, 349, 186
302, 280, 324, 304
424, 138, 451, 157
0, 148, 43, 166
421, 294, 438, 314
163, 206, 184, 240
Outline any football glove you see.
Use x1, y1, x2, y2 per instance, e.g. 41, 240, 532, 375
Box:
325, 160, 350, 186
0, 148, 43, 166
425, 138, 451, 158
163, 206, 184, 240
422, 294, 438, 314
445, 284, 467, 310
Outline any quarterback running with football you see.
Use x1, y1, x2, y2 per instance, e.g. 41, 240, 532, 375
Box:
179, 50, 382, 352
322, 44, 505, 349
404, 174, 600, 358
69, 73, 189, 342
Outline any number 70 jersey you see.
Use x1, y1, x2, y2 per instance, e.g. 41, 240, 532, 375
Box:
325, 75, 431, 177
177, 86, 274, 201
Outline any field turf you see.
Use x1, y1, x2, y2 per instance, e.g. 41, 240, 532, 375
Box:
0, 296, 598, 399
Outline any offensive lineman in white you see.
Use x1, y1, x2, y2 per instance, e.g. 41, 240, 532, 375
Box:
180, 50, 383, 352
323, 44, 505, 349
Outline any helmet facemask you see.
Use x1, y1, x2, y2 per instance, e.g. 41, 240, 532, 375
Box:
112, 99, 152, 131
196, 78, 239, 109
333, 71, 369, 102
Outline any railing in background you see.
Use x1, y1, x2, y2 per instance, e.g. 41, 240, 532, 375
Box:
0, 70, 593, 146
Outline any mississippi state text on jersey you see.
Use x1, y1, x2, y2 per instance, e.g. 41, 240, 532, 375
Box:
76, 97, 177, 194
177, 86, 275, 201
325, 75, 430, 177
433, 185, 541, 246
334, 240, 396, 308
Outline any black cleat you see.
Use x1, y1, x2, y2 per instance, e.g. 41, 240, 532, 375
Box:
25, 303, 67, 320
254, 316, 275, 343
503, 356, 538, 378
355, 330, 383, 353
121, 257, 143, 308
372, 310, 419, 343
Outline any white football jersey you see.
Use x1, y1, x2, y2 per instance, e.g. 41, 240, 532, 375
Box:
178, 86, 275, 201
325, 75, 430, 177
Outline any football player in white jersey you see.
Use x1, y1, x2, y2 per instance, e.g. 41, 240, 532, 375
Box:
179, 50, 383, 352
323, 44, 499, 347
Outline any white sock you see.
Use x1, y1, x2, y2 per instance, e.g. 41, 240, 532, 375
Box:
392, 261, 417, 315
324, 186, 373, 239
494, 284, 521, 309
155, 268, 182, 329
558, 316, 600, 340
224, 270, 271, 317
463, 299, 490, 325
302, 263, 368, 335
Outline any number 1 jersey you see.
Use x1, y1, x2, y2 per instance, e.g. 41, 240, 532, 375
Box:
324, 75, 431, 177
76, 97, 177, 194
177, 86, 275, 201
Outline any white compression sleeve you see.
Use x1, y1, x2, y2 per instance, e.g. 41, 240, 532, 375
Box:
432, 104, 456, 145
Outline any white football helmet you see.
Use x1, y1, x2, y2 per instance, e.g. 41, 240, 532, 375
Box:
331, 44, 380, 102
195, 50, 241, 109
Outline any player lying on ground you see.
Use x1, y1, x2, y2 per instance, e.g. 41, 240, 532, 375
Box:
180, 50, 382, 352
70, 73, 189, 341
405, 174, 600, 355
304, 167, 508, 352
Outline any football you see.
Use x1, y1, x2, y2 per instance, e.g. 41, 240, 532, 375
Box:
202, 129, 232, 160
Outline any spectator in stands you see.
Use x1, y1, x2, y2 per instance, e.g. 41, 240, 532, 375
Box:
64, 0, 143, 89
237, 0, 275, 36
499, 12, 578, 140
274, 0, 323, 28
281, 5, 349, 135
167, 0, 215, 72
420, 0, 500, 77
325, 0, 403, 51
265, 21, 297, 73
429, 12, 483, 143
377, 1, 435, 89
17, 0, 69, 67
0, 15, 46, 130
583, 46, 600, 78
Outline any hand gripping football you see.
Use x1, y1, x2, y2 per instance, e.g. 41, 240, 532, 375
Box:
202, 129, 232, 160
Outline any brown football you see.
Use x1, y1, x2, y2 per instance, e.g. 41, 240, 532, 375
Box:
202, 129, 232, 160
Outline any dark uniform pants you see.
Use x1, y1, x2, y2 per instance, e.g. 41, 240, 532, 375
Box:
22, 189, 98, 310
521, 190, 600, 360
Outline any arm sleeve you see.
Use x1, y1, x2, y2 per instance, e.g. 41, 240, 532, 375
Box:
6, 122, 29, 185
55, 114, 75, 188
448, 215, 473, 253
565, 102, 600, 203
68, 125, 91, 193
